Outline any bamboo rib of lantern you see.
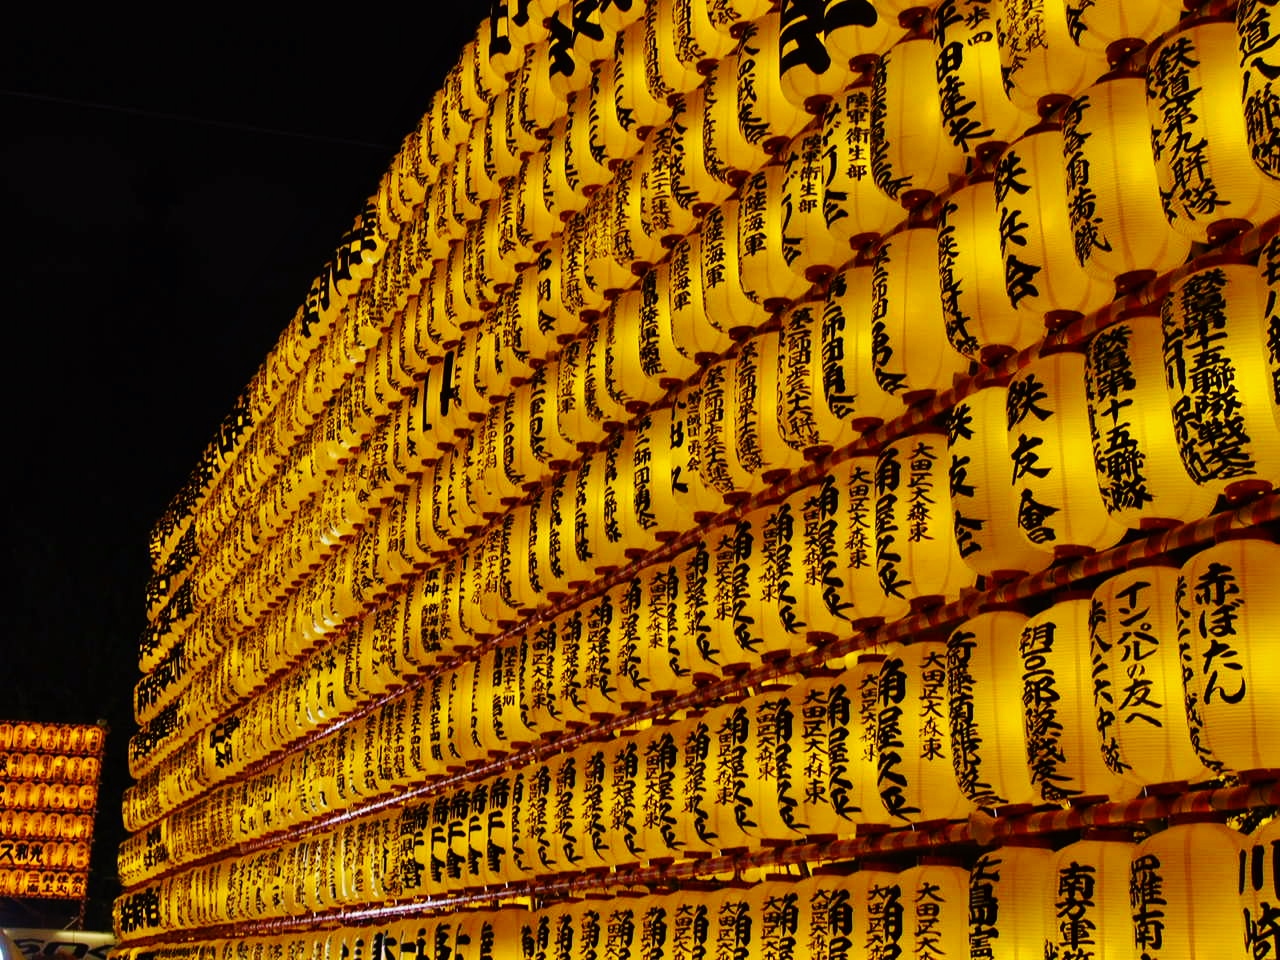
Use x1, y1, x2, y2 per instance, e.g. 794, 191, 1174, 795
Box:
116, 774, 1280, 951
120, 201, 1280, 810
117, 486, 1280, 897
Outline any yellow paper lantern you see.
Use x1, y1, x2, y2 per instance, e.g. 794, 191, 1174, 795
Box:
696, 355, 761, 504
819, 263, 906, 431
732, 330, 808, 485
821, 82, 903, 252
1045, 836, 1137, 960
871, 38, 968, 208
997, 0, 1109, 114
875, 432, 977, 607
667, 232, 734, 363
621, 400, 724, 541
968, 843, 1054, 960
1020, 597, 1137, 804
702, 55, 771, 188
1161, 262, 1280, 499
874, 642, 975, 824
1177, 536, 1280, 778
850, 866, 908, 959
1006, 352, 1127, 557
738, 164, 816, 309
633, 105, 699, 244
704, 513, 787, 673
775, 301, 851, 458
833, 455, 909, 627
1238, 0, 1280, 182
1061, 74, 1192, 291
994, 127, 1115, 327
673, 87, 738, 216
1084, 312, 1218, 529
787, 673, 858, 837
766, 479, 852, 649
702, 199, 772, 340
642, 2, 708, 101
1148, 18, 1280, 243
777, 1, 858, 111
898, 862, 970, 959
735, 13, 813, 157
947, 610, 1039, 811
614, 21, 673, 137
1130, 822, 1249, 960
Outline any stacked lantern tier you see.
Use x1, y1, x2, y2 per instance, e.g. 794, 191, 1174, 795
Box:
121, 3, 1280, 960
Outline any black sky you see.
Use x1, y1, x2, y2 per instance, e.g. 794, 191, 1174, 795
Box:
1, 9, 486, 928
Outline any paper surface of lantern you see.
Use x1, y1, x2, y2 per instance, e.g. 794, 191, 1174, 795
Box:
968, 844, 1053, 960
1061, 74, 1192, 289
849, 867, 908, 959
821, 83, 903, 250
1161, 263, 1280, 498
738, 165, 815, 309
1020, 598, 1136, 804
1148, 19, 1280, 244
703, 55, 770, 188
1045, 837, 1137, 960
898, 862, 969, 959
1239, 0, 1280, 182
735, 14, 811, 156
701, 200, 771, 341
997, 0, 1109, 113
1006, 352, 1127, 556
947, 610, 1039, 810
874, 642, 975, 824
696, 356, 761, 504
1176, 537, 1280, 777
779, 129, 846, 284
731, 330, 808, 485
1084, 313, 1218, 529
871, 38, 968, 206
777, 0, 857, 110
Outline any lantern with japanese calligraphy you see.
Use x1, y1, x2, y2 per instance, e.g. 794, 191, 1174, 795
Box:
938, 179, 1045, 363
1006, 352, 1127, 557
994, 126, 1114, 327
871, 228, 972, 404
1084, 313, 1218, 529
871, 38, 968, 208
636, 560, 690, 699
635, 109, 699, 247
738, 687, 809, 842
898, 861, 969, 959
666, 712, 719, 856
1044, 836, 1137, 960
764, 479, 846, 649
850, 866, 908, 959
735, 13, 816, 157
614, 22, 672, 140
703, 55, 771, 189
732, 330, 808, 486
1177, 536, 1280, 778
545, 115, 592, 219
623, 399, 723, 541
774, 301, 848, 459
967, 844, 1054, 960
1130, 822, 1249, 960
642, 1, 704, 101
873, 641, 974, 825
777, 0, 857, 110
1062, 74, 1193, 291
705, 512, 788, 673
696, 355, 760, 505
1161, 263, 1280, 499
777, 129, 843, 285
874, 432, 977, 607
821, 83, 903, 251
996, 0, 1109, 114
947, 610, 1039, 811
1239, 1, 1280, 182
666, 233, 732, 363
603, 732, 650, 869
1149, 19, 1280, 244
738, 165, 815, 310
577, 576, 633, 717
701, 699, 761, 851
786, 673, 854, 837
1019, 597, 1137, 804
702, 200, 772, 342
1240, 816, 1280, 956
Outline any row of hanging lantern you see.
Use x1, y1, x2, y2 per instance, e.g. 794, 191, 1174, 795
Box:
118, 529, 1280, 892
0, 868, 88, 901
0, 810, 95, 842
122, 237, 1280, 802
114, 817, 1280, 960
0, 722, 105, 755
0, 752, 101, 784
1, 781, 99, 813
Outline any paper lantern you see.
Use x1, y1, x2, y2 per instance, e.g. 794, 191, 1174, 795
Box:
774, 301, 850, 458
777, 1, 857, 110
551, 336, 608, 455
1161, 263, 1280, 499
1238, 0, 1280, 182
994, 126, 1115, 326
735, 13, 812, 157
614, 22, 673, 137
620, 400, 723, 541
636, 559, 692, 699
634, 108, 699, 245
1020, 597, 1136, 804
821, 83, 903, 251
696, 355, 760, 504
1006, 352, 1127, 556
968, 844, 1054, 960
1084, 313, 1218, 529
643, 1, 700, 104
1058, 76, 1191, 294
1129, 822, 1249, 960
705, 512, 789, 673
871, 228, 972, 403
871, 38, 968, 207
698, 699, 763, 851
544, 115, 591, 220
997, 0, 1109, 114
1067, 0, 1182, 53
610, 158, 669, 276
703, 55, 771, 188
701, 200, 772, 341
874, 432, 977, 606
947, 610, 1039, 810
819, 263, 906, 431
1177, 537, 1280, 777
667, 232, 734, 363
873, 642, 974, 824
938, 179, 1044, 362
674, 87, 740, 216
1150, 18, 1280, 245
731, 330, 808, 485
835, 455, 909, 627
1240, 816, 1280, 956
785, 674, 851, 838
739, 165, 816, 309
630, 264, 700, 388
898, 862, 969, 959
767, 478, 854, 649
1045, 836, 1137, 960
850, 866, 908, 959
777, 129, 844, 285
737, 688, 809, 842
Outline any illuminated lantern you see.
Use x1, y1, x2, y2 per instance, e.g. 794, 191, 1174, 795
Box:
732, 330, 807, 485
634, 722, 685, 861
775, 301, 852, 458
514, 43, 571, 139
601, 733, 648, 868
936, 0, 1038, 158
702, 199, 772, 341
947, 610, 1039, 811
1161, 263, 1280, 499
609, 157, 668, 276
1090, 565, 1216, 789
1061, 75, 1192, 290
622, 399, 723, 541
996, 0, 1109, 114
672, 87, 738, 217
777, 130, 843, 286
700, 699, 762, 851
872, 228, 972, 404
666, 233, 729, 362
766, 479, 854, 649
874, 642, 975, 824
938, 179, 1044, 362
968, 844, 1054, 960
471, 17, 510, 100
672, 538, 724, 682
1148, 19, 1280, 243
1020, 598, 1137, 804
614, 22, 673, 138
638, 559, 692, 699
514, 161, 559, 277
1044, 836, 1137, 960
898, 862, 969, 958
561, 211, 611, 320
628, 264, 700, 388
1070, 0, 1182, 52
666, 713, 719, 856
738, 165, 815, 309
634, 108, 699, 245
703, 56, 770, 188
871, 38, 968, 208
820, 263, 906, 431
552, 336, 608, 455
1239, 0, 1280, 181
739, 688, 810, 842
874, 432, 977, 606
1006, 352, 1127, 556
697, 353, 768, 504
851, 866, 908, 959
705, 513, 782, 673
777, 1, 857, 110
527, 471, 577, 600
524, 613, 569, 737
821, 82, 903, 252
833, 455, 908, 627
736, 13, 812, 156
589, 34, 645, 163
993, 127, 1114, 327
643, 2, 710, 100
1084, 313, 1218, 529
786, 673, 860, 837
545, 116, 592, 219
1178, 537, 1280, 778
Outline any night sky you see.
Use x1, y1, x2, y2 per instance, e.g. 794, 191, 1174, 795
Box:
2, 9, 486, 928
